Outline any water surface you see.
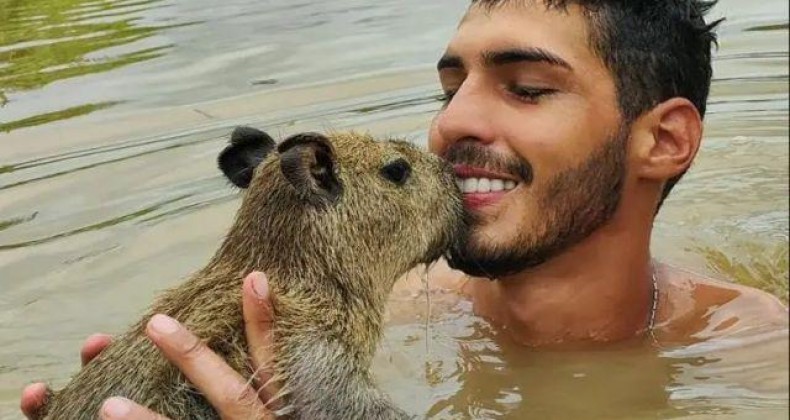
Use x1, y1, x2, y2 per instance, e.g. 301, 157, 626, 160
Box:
0, 0, 787, 418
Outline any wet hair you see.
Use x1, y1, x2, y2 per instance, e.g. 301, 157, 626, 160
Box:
470, 0, 723, 207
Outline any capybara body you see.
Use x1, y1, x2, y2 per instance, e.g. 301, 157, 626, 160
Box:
39, 128, 464, 419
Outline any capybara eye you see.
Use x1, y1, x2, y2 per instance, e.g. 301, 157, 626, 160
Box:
380, 159, 411, 186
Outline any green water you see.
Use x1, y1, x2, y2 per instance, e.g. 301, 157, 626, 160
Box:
0, 0, 193, 130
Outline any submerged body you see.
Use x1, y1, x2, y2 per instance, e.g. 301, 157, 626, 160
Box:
40, 129, 464, 419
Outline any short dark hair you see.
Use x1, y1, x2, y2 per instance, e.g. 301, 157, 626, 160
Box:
470, 0, 723, 207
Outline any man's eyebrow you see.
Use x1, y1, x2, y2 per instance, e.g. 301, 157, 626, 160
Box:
483, 47, 573, 70
437, 54, 464, 71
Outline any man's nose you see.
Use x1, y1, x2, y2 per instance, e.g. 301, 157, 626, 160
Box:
433, 81, 497, 147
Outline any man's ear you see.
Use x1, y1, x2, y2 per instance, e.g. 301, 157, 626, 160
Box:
277, 132, 343, 206
218, 126, 276, 188
631, 97, 703, 181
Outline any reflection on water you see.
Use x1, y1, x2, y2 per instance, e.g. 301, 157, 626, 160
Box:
376, 298, 788, 419
0, 0, 787, 418
0, 0, 191, 131
698, 242, 788, 304
0, 101, 121, 132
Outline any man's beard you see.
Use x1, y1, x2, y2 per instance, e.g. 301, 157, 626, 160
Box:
445, 128, 629, 278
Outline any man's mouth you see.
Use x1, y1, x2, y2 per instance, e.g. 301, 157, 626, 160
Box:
455, 177, 518, 194
453, 165, 520, 209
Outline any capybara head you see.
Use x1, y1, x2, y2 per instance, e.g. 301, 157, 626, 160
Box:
218, 127, 465, 293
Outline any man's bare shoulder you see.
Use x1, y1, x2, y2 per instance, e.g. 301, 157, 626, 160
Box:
657, 263, 788, 342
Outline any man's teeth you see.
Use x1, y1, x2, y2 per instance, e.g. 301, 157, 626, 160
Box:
455, 178, 517, 193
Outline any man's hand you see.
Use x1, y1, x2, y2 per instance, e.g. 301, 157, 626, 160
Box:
20, 272, 277, 420
21, 333, 114, 418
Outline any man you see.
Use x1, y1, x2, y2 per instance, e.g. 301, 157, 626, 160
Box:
21, 0, 788, 418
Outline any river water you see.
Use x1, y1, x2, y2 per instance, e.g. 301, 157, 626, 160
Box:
0, 0, 787, 418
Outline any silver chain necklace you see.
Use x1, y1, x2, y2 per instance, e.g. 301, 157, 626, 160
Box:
486, 267, 661, 341
647, 266, 660, 342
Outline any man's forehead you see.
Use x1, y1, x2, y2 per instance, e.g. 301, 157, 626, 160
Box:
445, 3, 594, 65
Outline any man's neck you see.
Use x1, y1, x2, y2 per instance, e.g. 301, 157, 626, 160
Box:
469, 218, 655, 347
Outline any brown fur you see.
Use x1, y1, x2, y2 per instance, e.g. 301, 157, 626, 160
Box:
38, 131, 464, 419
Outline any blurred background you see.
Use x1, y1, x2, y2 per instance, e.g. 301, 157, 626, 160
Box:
1, 0, 787, 418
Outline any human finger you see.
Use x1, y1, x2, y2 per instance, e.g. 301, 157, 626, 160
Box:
99, 397, 171, 420
20, 382, 49, 420
21, 333, 113, 419
145, 314, 271, 419
242, 272, 279, 403
81, 333, 113, 366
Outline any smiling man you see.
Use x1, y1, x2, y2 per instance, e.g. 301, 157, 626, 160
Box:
427, 0, 786, 348
21, 1, 788, 419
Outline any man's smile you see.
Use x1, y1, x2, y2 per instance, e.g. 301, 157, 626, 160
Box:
454, 164, 520, 209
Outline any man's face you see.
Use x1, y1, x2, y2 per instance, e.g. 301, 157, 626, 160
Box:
430, 3, 629, 277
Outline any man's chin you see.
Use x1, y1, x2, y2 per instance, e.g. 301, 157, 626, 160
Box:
445, 255, 503, 279
446, 243, 552, 279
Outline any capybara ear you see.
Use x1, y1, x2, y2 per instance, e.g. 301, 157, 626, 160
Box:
218, 126, 276, 188
278, 132, 343, 206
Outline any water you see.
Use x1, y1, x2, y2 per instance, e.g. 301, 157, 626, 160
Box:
0, 0, 787, 418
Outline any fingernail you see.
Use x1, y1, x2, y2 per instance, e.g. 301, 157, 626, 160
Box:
149, 314, 179, 335
251, 272, 269, 298
102, 397, 131, 418
25, 382, 47, 394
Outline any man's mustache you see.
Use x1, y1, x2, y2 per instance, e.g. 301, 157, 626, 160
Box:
441, 141, 533, 184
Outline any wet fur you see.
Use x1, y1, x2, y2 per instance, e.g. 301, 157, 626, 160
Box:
38, 131, 463, 419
